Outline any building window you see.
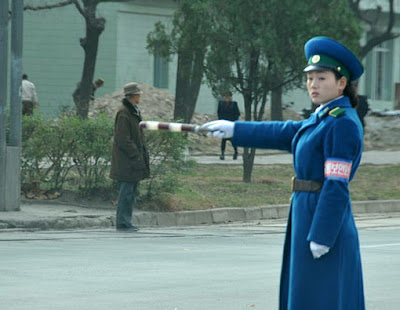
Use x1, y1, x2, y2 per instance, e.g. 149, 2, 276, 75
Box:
153, 55, 169, 89
365, 39, 393, 101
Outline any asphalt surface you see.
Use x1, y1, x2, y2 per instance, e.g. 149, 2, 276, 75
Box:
1, 214, 400, 310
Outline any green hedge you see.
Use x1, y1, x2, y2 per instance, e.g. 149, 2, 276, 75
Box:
20, 114, 193, 208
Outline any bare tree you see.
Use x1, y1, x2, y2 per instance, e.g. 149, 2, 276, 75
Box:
348, 0, 399, 58
23, 0, 129, 118
348, 0, 399, 109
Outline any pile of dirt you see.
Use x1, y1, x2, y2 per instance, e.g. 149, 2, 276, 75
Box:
90, 83, 220, 154
89, 83, 212, 124
365, 115, 400, 150
90, 84, 400, 153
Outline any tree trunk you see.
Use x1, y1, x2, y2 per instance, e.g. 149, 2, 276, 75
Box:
239, 48, 262, 183
242, 148, 256, 183
241, 87, 255, 182
174, 49, 204, 123
73, 2, 105, 119
270, 86, 283, 121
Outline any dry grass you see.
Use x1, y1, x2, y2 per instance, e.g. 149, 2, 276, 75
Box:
164, 164, 400, 211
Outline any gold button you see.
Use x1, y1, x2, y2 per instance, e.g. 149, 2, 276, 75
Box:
337, 66, 341, 71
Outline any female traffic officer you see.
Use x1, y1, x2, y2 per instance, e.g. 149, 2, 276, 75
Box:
201, 37, 365, 310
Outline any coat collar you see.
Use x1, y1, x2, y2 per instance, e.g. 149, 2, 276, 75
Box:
122, 98, 142, 121
314, 96, 351, 119
300, 96, 351, 130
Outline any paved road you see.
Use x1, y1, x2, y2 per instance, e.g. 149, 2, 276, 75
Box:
1, 213, 399, 310
193, 150, 400, 165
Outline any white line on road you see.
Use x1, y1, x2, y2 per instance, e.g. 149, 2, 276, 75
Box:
361, 243, 400, 249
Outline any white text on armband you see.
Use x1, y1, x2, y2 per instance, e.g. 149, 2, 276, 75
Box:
324, 158, 352, 182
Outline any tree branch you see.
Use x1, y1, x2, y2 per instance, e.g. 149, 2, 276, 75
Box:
360, 32, 400, 58
385, 0, 396, 35
71, 0, 86, 18
348, 0, 400, 59
23, 1, 74, 11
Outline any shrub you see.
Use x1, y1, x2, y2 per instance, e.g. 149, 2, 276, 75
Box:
22, 114, 77, 191
21, 114, 48, 192
69, 114, 114, 195
21, 113, 195, 210
138, 130, 194, 211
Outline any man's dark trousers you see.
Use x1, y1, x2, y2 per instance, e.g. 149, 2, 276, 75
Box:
116, 181, 139, 229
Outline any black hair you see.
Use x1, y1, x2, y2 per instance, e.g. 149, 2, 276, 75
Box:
22, 74, 28, 80
333, 71, 358, 108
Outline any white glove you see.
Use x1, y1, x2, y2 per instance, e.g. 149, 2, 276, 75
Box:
200, 120, 235, 139
310, 241, 330, 259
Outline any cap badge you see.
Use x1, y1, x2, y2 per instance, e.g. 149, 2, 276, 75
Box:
311, 55, 321, 63
337, 66, 341, 72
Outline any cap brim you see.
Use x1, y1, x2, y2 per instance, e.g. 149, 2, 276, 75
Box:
126, 91, 142, 95
303, 64, 333, 73
303, 65, 331, 72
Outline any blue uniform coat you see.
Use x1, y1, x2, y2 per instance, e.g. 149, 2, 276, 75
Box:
233, 96, 365, 310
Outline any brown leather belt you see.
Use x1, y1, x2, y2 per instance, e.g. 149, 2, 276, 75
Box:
291, 177, 323, 193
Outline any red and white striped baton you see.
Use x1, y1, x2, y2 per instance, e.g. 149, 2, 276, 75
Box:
139, 121, 208, 135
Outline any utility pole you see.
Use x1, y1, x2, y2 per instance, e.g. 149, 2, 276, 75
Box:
10, 0, 23, 147
7, 0, 24, 210
0, 0, 9, 211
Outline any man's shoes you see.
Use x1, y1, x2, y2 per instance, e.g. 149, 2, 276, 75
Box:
220, 154, 225, 160
233, 152, 238, 160
116, 226, 139, 232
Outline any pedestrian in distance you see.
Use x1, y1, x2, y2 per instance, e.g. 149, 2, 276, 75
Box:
110, 82, 150, 232
72, 77, 104, 106
201, 37, 366, 310
21, 74, 39, 115
217, 91, 240, 160
91, 78, 104, 101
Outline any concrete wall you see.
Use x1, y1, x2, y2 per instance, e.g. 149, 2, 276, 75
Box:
115, 1, 217, 115
23, 1, 117, 116
115, 2, 176, 89
20, 0, 222, 117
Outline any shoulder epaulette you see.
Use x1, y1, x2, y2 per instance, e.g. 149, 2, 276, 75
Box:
328, 107, 346, 117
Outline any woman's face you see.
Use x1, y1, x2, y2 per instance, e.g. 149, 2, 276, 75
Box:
306, 70, 347, 105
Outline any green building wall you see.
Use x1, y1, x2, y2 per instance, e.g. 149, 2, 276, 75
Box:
23, 2, 118, 116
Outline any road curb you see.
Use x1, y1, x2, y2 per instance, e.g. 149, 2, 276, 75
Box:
1, 200, 399, 231
133, 200, 400, 227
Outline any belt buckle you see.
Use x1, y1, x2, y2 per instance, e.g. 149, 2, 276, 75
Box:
291, 176, 296, 192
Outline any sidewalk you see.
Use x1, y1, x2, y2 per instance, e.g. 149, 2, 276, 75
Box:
1, 150, 399, 231
1, 200, 400, 231
193, 150, 400, 165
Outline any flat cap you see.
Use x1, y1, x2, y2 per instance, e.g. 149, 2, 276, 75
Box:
124, 82, 142, 96
303, 37, 363, 81
94, 78, 104, 85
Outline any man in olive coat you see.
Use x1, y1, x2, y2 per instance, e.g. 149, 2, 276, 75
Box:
110, 82, 150, 231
